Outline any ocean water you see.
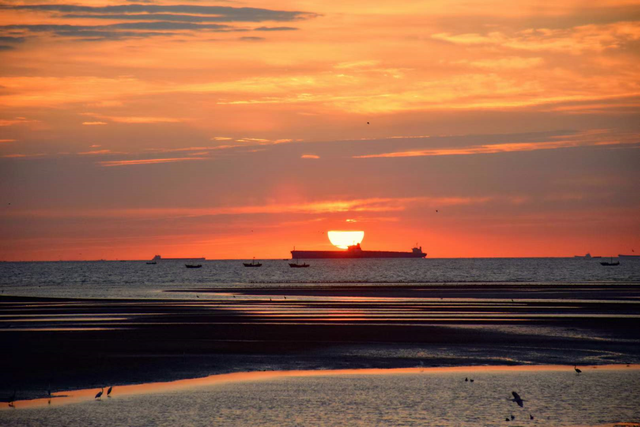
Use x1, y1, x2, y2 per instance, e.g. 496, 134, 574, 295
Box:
2, 369, 639, 426
1, 258, 639, 299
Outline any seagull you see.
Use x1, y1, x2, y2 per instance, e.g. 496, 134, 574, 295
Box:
95, 388, 104, 400
511, 391, 524, 407
574, 365, 582, 374
107, 386, 113, 397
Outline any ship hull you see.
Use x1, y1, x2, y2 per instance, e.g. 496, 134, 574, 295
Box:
619, 254, 640, 258
291, 250, 426, 259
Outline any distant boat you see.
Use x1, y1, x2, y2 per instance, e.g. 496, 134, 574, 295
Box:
289, 259, 310, 268
574, 253, 601, 259
601, 258, 620, 266
618, 254, 639, 258
146, 261, 157, 265
152, 255, 205, 262
185, 264, 202, 268
243, 258, 262, 267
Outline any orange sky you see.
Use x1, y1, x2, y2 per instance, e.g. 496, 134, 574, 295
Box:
0, 0, 639, 260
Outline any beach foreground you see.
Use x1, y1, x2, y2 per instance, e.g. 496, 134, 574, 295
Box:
2, 282, 639, 402
2, 366, 639, 426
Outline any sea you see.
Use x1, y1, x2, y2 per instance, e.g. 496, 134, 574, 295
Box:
1, 257, 639, 300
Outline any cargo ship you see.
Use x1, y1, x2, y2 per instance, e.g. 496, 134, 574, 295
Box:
618, 254, 639, 258
151, 255, 206, 261
291, 243, 426, 259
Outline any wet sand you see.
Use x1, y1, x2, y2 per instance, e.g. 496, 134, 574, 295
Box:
2, 364, 639, 410
2, 282, 639, 400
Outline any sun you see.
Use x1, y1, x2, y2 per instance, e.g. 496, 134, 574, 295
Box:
328, 231, 365, 249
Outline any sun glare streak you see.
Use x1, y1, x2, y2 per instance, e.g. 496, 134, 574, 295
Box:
328, 231, 365, 249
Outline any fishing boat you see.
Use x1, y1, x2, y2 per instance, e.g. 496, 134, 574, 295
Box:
185, 264, 202, 268
243, 258, 262, 267
289, 259, 310, 268
600, 258, 620, 266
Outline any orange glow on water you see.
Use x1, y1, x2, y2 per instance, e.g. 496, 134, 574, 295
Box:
327, 231, 365, 249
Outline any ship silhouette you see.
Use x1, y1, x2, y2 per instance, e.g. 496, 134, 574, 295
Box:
291, 243, 426, 259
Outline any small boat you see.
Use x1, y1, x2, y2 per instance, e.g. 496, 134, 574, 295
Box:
601, 258, 620, 266
243, 258, 262, 267
146, 261, 157, 265
289, 260, 310, 268
185, 264, 202, 268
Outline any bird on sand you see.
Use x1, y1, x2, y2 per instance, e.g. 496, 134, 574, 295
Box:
510, 414, 515, 420
95, 388, 104, 399
107, 386, 113, 397
574, 365, 582, 374
511, 391, 525, 407
465, 377, 468, 382
530, 414, 534, 420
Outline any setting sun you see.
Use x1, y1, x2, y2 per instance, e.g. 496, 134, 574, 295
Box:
328, 231, 365, 249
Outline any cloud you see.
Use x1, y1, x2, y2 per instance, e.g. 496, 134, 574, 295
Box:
98, 157, 207, 167
78, 150, 112, 155
1, 196, 495, 219
0, 4, 316, 41
0, 139, 17, 143
432, 21, 640, 54
82, 121, 107, 125
239, 36, 265, 41
1, 4, 317, 22
353, 130, 639, 158
301, 154, 319, 159
254, 27, 298, 31
0, 117, 34, 126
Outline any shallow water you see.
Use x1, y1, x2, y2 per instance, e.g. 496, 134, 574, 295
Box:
2, 368, 639, 426
1, 258, 639, 299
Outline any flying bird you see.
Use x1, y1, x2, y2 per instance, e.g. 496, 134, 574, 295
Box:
95, 388, 104, 399
367, 122, 370, 124
107, 386, 113, 397
574, 366, 582, 374
511, 391, 524, 407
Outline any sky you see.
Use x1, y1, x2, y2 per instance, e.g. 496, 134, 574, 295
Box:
0, 0, 639, 260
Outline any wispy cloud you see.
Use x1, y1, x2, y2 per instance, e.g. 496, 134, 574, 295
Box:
301, 154, 319, 159
1, 196, 500, 219
0, 4, 317, 42
0, 139, 17, 143
98, 157, 206, 167
353, 130, 639, 158
432, 21, 640, 54
82, 121, 107, 126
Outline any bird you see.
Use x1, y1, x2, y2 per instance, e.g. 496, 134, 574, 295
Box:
107, 386, 113, 397
470, 379, 474, 383
435, 210, 438, 213
510, 414, 515, 420
465, 377, 468, 382
367, 122, 370, 125
574, 365, 582, 374
95, 388, 104, 399
511, 391, 524, 407
505, 417, 510, 422
530, 414, 534, 420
